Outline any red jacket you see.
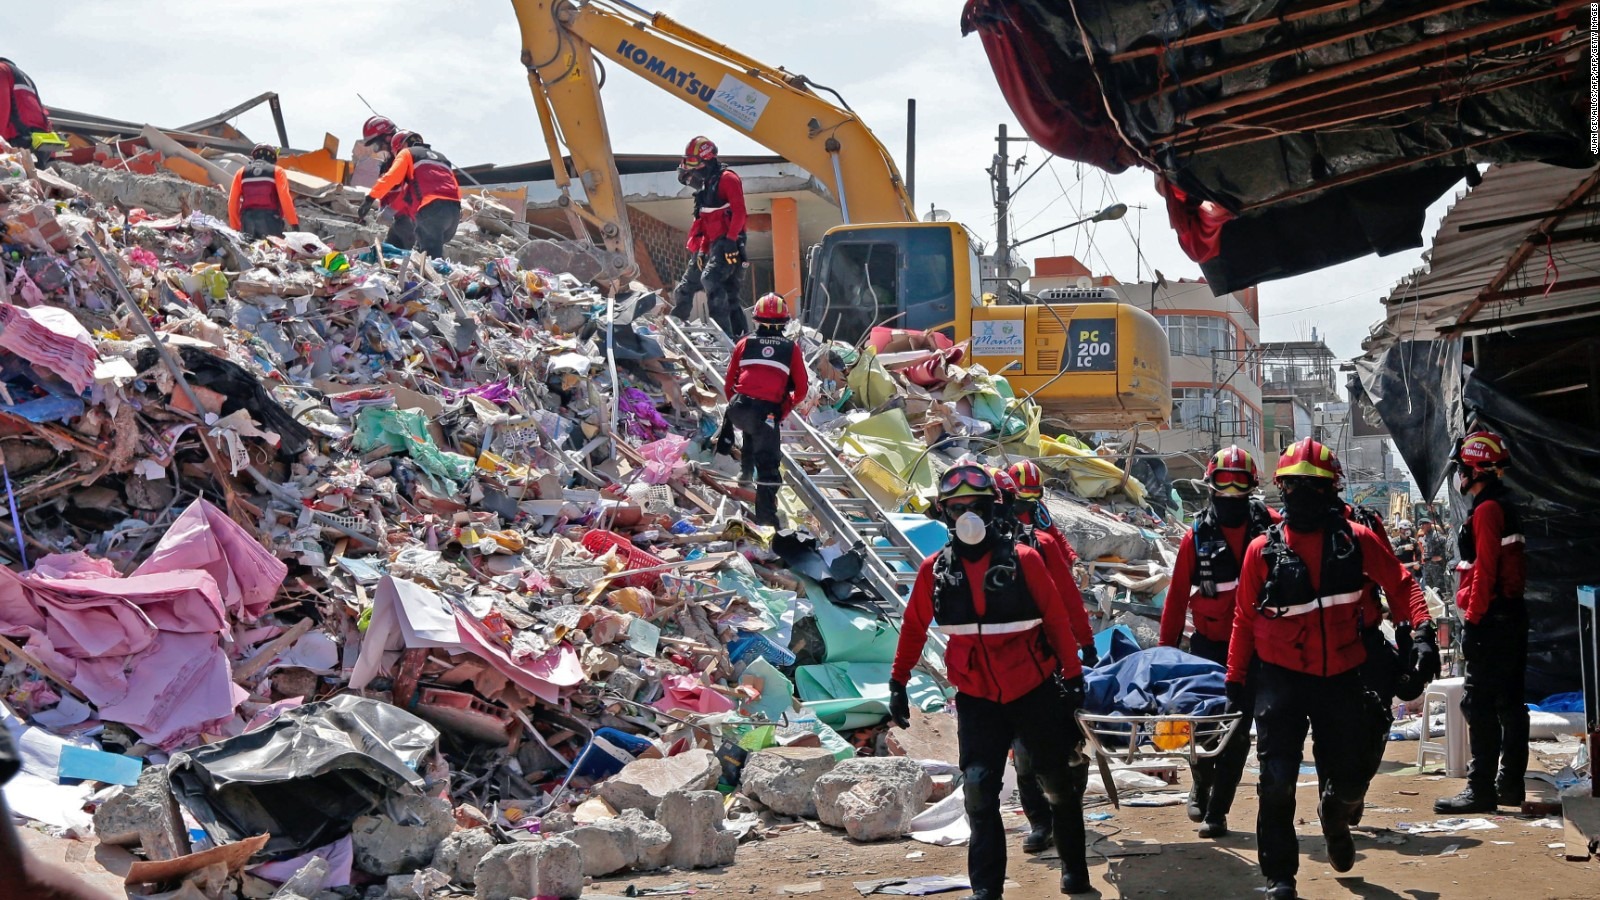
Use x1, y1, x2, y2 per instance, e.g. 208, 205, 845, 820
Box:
1457, 494, 1526, 623
229, 161, 299, 229
1032, 526, 1095, 649
725, 334, 808, 418
371, 145, 460, 210
1341, 504, 1425, 628
1161, 504, 1282, 647
0, 59, 50, 144
893, 543, 1082, 703
686, 169, 746, 253
1228, 521, 1430, 682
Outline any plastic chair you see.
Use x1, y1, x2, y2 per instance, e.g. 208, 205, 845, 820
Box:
1417, 676, 1468, 778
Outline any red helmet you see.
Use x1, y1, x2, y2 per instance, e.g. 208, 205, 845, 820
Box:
1275, 438, 1340, 482
363, 115, 397, 143
1006, 460, 1044, 499
1205, 445, 1259, 495
990, 466, 1019, 498
682, 136, 718, 168
1454, 430, 1510, 471
250, 143, 277, 162
753, 293, 789, 322
390, 130, 420, 155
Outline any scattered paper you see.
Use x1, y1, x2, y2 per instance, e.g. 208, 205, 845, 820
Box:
1397, 817, 1499, 834
780, 883, 824, 894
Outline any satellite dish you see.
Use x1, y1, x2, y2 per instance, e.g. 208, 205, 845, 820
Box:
1075, 276, 1093, 290
923, 207, 952, 223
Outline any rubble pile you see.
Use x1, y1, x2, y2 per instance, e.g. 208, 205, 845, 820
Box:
0, 135, 1181, 898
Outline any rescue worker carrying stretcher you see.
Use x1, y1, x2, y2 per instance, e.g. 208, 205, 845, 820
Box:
359, 115, 420, 250
997, 461, 1098, 856
671, 137, 748, 338
359, 131, 461, 259
718, 294, 807, 527
1159, 446, 1279, 839
228, 144, 300, 239
891, 463, 1092, 898
1435, 429, 1528, 814
1229, 439, 1435, 900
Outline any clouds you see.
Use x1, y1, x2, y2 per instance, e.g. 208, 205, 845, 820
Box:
11, 0, 1446, 358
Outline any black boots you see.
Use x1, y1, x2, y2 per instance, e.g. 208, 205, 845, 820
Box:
1186, 782, 1210, 823
1022, 825, 1054, 853
1061, 867, 1092, 894
1434, 785, 1501, 814
1319, 794, 1357, 873
1267, 880, 1297, 900
1197, 817, 1229, 838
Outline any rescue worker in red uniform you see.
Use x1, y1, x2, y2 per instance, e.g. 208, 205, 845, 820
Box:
1160, 446, 1279, 838
1436, 430, 1528, 814
0, 57, 53, 164
670, 137, 748, 337
1229, 439, 1435, 900
998, 460, 1097, 854
891, 464, 1092, 897
359, 115, 419, 250
1342, 495, 1438, 823
720, 294, 807, 527
228, 144, 300, 239
360, 131, 461, 258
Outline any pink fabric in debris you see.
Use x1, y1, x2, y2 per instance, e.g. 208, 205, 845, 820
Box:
135, 499, 288, 623
654, 674, 736, 715
0, 301, 99, 394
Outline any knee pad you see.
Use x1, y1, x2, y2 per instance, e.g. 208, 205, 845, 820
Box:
962, 765, 1002, 817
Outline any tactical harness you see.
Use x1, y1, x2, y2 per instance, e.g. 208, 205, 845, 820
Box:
1192, 497, 1275, 598
932, 540, 1055, 690
1258, 518, 1365, 621
1457, 485, 1527, 609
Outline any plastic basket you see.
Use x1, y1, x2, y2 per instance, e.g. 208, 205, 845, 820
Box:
581, 530, 665, 589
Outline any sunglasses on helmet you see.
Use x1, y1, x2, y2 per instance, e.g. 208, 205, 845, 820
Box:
938, 466, 994, 495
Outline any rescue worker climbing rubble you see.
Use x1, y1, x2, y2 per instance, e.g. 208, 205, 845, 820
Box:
359, 115, 419, 250
670, 136, 748, 337
359, 131, 461, 259
0, 57, 54, 166
718, 294, 806, 527
998, 460, 1097, 855
1159, 445, 1278, 839
891, 463, 1092, 898
1435, 429, 1529, 814
1229, 439, 1435, 900
227, 143, 299, 239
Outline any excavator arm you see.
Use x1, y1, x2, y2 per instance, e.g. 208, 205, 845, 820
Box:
511, 0, 916, 283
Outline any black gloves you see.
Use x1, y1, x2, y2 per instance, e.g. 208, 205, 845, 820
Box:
1080, 642, 1099, 669
1056, 672, 1085, 711
1225, 680, 1248, 715
888, 680, 911, 729
1412, 621, 1441, 682
712, 237, 740, 266
356, 197, 374, 224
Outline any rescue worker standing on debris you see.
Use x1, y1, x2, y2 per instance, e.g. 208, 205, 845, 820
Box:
1436, 430, 1529, 814
360, 131, 461, 259
358, 115, 419, 250
720, 294, 807, 527
671, 137, 748, 337
1159, 446, 1278, 839
228, 144, 299, 240
891, 463, 1092, 898
1229, 439, 1436, 900
0, 57, 54, 164
999, 461, 1097, 855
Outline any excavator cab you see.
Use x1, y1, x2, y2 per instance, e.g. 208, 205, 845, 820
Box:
805, 222, 973, 346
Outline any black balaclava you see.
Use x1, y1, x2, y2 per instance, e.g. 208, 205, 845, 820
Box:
1211, 494, 1250, 528
1281, 478, 1339, 531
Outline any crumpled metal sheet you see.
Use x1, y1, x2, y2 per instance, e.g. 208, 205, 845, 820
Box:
168, 695, 438, 858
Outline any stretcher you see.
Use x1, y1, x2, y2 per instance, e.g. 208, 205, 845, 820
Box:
1075, 709, 1246, 808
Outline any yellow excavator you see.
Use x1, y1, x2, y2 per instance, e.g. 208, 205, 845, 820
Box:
509, 0, 1170, 429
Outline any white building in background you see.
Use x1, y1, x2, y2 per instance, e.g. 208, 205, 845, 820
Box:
1029, 256, 1263, 482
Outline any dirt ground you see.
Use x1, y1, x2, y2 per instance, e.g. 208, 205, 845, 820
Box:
19, 742, 1597, 900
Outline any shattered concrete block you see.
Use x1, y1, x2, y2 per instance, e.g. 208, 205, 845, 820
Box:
349, 795, 455, 877
565, 808, 671, 876
272, 857, 328, 898
595, 749, 719, 815
93, 764, 189, 861
657, 790, 736, 870
739, 746, 838, 818
813, 757, 932, 842
604, 668, 646, 702
432, 828, 496, 886
472, 837, 584, 900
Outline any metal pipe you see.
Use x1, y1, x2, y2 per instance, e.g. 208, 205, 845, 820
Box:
906, 98, 917, 209
827, 140, 851, 224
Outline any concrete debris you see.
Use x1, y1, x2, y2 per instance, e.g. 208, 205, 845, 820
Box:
658, 789, 738, 869
566, 808, 671, 876
596, 748, 721, 815
271, 858, 327, 898
813, 758, 933, 842
349, 796, 455, 877
472, 837, 585, 900
431, 828, 497, 886
740, 746, 839, 817
93, 765, 190, 861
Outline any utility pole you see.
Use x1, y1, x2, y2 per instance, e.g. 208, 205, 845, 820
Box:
1210, 349, 1222, 455
993, 124, 1010, 273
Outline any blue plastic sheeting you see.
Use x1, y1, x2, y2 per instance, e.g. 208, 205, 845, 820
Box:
0, 394, 84, 423
1083, 646, 1227, 717
1529, 692, 1585, 713
886, 514, 947, 560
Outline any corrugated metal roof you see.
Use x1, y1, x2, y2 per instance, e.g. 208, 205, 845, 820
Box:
1365, 162, 1600, 353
